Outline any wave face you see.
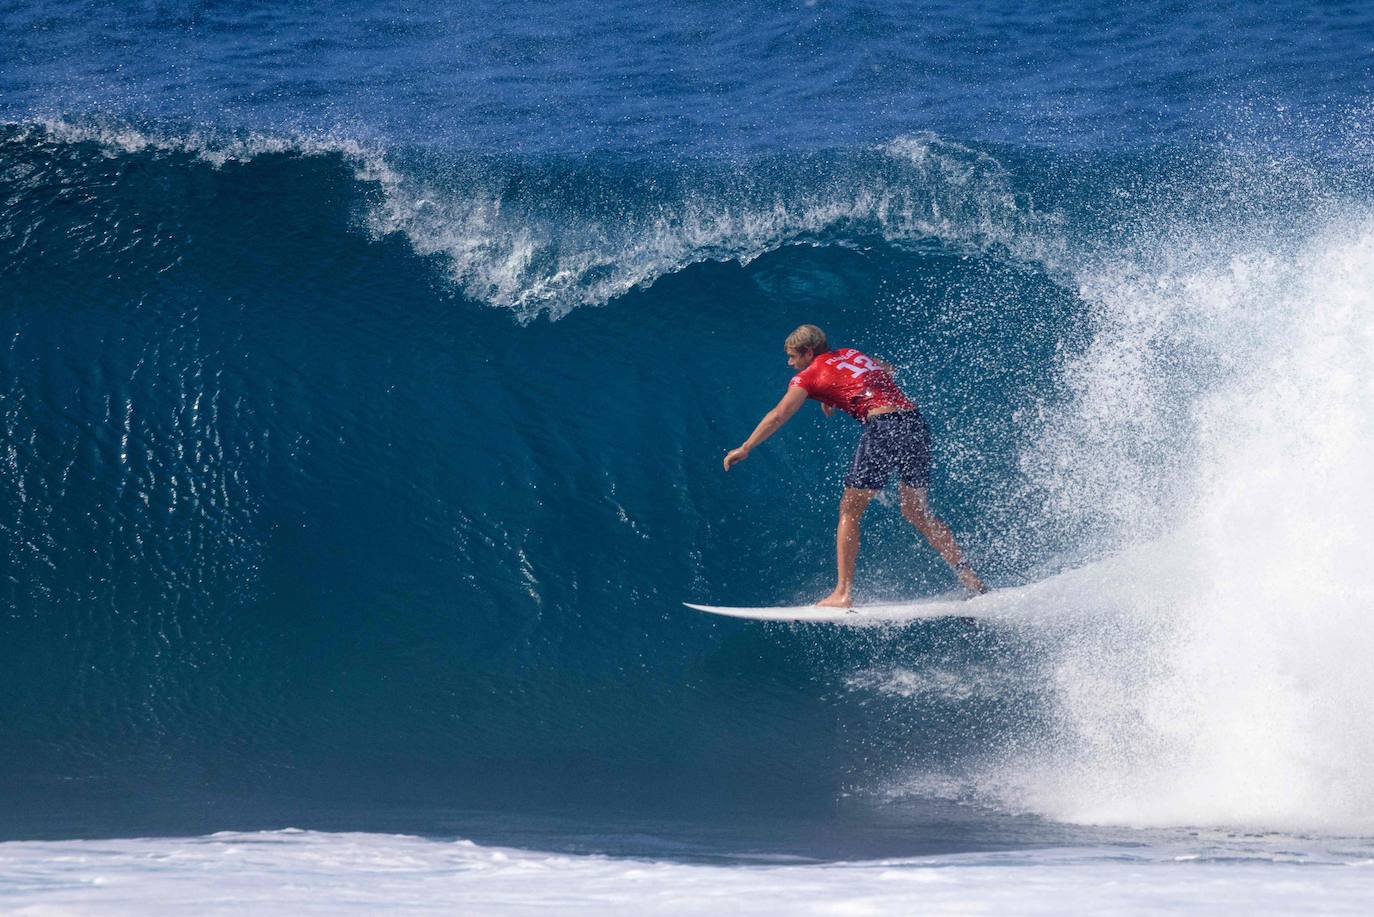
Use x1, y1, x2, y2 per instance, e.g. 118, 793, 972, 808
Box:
3, 114, 1374, 847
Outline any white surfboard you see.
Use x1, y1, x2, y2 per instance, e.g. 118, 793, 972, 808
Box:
685, 554, 1149, 625
684, 589, 1007, 624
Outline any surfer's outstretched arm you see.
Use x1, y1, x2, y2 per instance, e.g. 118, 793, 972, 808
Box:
723, 386, 808, 470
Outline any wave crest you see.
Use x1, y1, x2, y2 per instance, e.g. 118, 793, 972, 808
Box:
372, 132, 1060, 318
6, 119, 1060, 319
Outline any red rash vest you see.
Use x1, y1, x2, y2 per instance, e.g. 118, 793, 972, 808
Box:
788, 348, 916, 421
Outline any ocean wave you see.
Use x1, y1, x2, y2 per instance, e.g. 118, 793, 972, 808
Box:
8, 113, 1374, 840
3, 118, 1062, 318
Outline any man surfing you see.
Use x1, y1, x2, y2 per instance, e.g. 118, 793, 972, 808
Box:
723, 324, 987, 606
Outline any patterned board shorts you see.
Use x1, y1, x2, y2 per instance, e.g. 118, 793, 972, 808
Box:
843, 410, 931, 491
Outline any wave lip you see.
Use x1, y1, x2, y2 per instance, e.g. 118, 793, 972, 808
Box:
371, 132, 1061, 318
5, 119, 1061, 319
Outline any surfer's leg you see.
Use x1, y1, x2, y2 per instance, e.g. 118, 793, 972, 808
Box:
818, 487, 876, 607
899, 485, 988, 595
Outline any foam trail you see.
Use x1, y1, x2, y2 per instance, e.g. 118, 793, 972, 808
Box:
1, 830, 1371, 916
995, 215, 1374, 833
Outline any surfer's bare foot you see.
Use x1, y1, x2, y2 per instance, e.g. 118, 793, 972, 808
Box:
816, 588, 852, 608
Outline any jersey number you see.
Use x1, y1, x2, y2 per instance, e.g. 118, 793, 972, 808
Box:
836, 354, 880, 378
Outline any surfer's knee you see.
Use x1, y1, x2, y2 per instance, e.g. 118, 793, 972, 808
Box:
839, 501, 866, 521
838, 488, 874, 519
898, 487, 932, 524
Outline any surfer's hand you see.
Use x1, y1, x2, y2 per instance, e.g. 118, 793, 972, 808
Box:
821, 403, 834, 417
723, 446, 750, 471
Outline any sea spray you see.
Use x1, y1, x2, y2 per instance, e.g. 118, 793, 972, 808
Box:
990, 216, 1374, 833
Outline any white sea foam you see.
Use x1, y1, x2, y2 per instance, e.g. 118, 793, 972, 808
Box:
1, 829, 1370, 916
363, 131, 1058, 318
982, 214, 1374, 834
16, 117, 395, 174
12, 119, 1057, 319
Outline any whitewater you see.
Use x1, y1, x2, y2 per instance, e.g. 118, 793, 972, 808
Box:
3, 830, 1374, 915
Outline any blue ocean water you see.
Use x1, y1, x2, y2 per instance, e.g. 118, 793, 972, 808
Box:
4, 0, 1374, 891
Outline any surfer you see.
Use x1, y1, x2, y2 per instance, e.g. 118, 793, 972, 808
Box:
723, 324, 988, 605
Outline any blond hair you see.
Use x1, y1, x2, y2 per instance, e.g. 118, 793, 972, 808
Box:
785, 324, 828, 355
